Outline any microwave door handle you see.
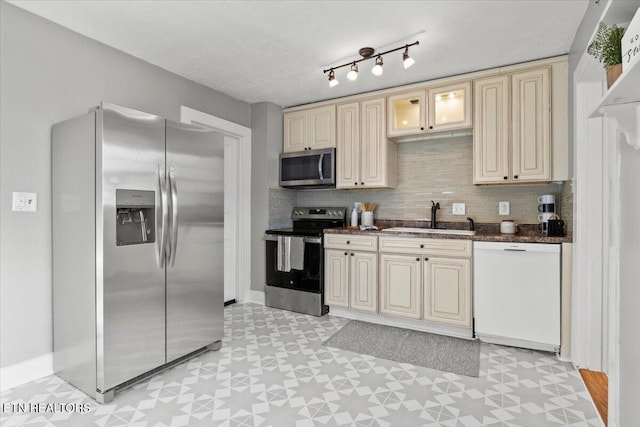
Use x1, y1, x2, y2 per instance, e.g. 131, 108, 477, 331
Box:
318, 153, 324, 180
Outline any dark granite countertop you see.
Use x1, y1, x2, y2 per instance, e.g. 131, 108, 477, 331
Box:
324, 220, 572, 244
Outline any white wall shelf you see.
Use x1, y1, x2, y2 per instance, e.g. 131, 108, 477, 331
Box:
591, 55, 640, 116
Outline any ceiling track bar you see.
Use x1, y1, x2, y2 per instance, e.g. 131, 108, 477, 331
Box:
323, 40, 420, 74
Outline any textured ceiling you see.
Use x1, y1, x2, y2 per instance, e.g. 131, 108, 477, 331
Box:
9, 1, 589, 108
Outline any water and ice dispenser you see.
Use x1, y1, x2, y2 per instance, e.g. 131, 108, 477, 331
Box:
116, 189, 155, 246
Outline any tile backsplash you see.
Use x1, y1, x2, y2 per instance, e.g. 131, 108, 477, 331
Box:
269, 136, 572, 233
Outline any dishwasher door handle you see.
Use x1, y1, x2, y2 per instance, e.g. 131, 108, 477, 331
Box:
504, 248, 526, 252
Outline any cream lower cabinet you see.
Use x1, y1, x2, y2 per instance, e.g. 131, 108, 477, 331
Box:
379, 237, 472, 327
379, 253, 422, 319
423, 257, 472, 327
324, 235, 378, 312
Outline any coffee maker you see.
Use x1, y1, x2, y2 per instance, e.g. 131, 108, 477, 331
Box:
537, 194, 555, 235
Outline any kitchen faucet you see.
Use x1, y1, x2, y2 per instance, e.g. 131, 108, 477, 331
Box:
430, 201, 440, 229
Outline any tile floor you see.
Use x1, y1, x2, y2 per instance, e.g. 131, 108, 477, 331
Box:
1, 303, 601, 426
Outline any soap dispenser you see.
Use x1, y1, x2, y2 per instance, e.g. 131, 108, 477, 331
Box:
351, 203, 359, 227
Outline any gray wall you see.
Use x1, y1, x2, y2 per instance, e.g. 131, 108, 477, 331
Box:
0, 2, 251, 368
250, 102, 283, 292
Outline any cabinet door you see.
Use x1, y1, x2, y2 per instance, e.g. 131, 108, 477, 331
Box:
360, 98, 388, 187
283, 111, 307, 153
349, 251, 378, 312
336, 103, 360, 189
387, 91, 426, 137
511, 67, 551, 182
324, 249, 349, 307
428, 82, 472, 132
423, 257, 471, 327
473, 76, 510, 184
308, 105, 336, 150
379, 253, 421, 319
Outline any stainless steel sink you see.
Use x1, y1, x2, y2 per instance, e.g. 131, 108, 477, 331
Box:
381, 227, 477, 236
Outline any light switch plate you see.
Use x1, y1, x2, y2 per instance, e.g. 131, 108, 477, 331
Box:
452, 203, 466, 215
499, 201, 510, 216
12, 192, 38, 212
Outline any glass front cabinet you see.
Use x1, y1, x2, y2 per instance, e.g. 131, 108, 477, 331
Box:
387, 82, 472, 138
427, 82, 472, 132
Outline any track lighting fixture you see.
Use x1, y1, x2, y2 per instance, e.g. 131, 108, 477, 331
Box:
323, 40, 419, 87
403, 46, 415, 69
371, 56, 384, 76
347, 62, 359, 81
328, 69, 339, 87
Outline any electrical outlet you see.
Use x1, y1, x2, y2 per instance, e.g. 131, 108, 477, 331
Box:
499, 201, 510, 216
12, 192, 38, 212
452, 203, 466, 215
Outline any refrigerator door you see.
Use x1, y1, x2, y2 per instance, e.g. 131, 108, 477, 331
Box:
98, 103, 167, 391
165, 120, 224, 362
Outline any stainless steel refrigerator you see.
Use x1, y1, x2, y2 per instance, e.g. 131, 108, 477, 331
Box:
52, 102, 224, 403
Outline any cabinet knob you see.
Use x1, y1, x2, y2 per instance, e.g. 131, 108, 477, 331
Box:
425, 257, 429, 261
344, 252, 348, 255
429, 125, 433, 129
420, 244, 424, 248
503, 176, 508, 180
514, 175, 519, 179
351, 253, 354, 256
354, 182, 358, 185
420, 127, 425, 131
346, 241, 350, 244
416, 257, 420, 261
361, 182, 364, 185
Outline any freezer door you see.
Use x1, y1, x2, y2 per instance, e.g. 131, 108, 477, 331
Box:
165, 120, 224, 362
99, 103, 167, 391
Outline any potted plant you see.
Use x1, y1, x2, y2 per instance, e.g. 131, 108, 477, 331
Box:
588, 22, 626, 88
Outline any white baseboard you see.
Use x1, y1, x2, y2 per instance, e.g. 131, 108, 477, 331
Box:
0, 352, 53, 392
246, 290, 265, 305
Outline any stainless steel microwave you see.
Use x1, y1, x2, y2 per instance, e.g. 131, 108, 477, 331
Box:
279, 148, 336, 189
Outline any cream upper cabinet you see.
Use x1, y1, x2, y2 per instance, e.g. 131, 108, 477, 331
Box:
427, 82, 472, 132
379, 253, 422, 319
283, 105, 336, 153
387, 91, 426, 137
511, 67, 551, 182
473, 66, 551, 184
423, 257, 472, 327
473, 75, 510, 183
336, 98, 396, 189
324, 249, 349, 308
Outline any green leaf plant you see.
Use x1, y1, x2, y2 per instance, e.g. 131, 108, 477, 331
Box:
587, 22, 625, 69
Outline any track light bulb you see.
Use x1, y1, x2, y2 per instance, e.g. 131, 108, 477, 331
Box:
347, 63, 359, 81
402, 47, 415, 69
328, 69, 339, 88
371, 56, 384, 76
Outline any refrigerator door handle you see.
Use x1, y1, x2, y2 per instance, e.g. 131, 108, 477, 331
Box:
168, 166, 179, 267
156, 165, 168, 268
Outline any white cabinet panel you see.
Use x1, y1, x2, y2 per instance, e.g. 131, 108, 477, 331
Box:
283, 111, 306, 153
324, 249, 349, 307
349, 251, 378, 312
336, 103, 360, 188
283, 105, 336, 153
380, 253, 421, 319
423, 257, 471, 327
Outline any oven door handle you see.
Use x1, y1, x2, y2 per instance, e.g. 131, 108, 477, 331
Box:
264, 235, 321, 244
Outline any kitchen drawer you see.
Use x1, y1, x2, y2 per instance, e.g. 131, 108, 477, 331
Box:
379, 236, 471, 257
324, 234, 378, 251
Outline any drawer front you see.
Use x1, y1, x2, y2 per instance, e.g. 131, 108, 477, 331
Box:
324, 234, 378, 251
379, 236, 471, 257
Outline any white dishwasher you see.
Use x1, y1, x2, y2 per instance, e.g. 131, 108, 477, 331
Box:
473, 241, 560, 352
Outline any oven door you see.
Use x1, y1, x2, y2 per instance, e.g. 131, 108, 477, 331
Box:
265, 235, 323, 293
279, 148, 335, 188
